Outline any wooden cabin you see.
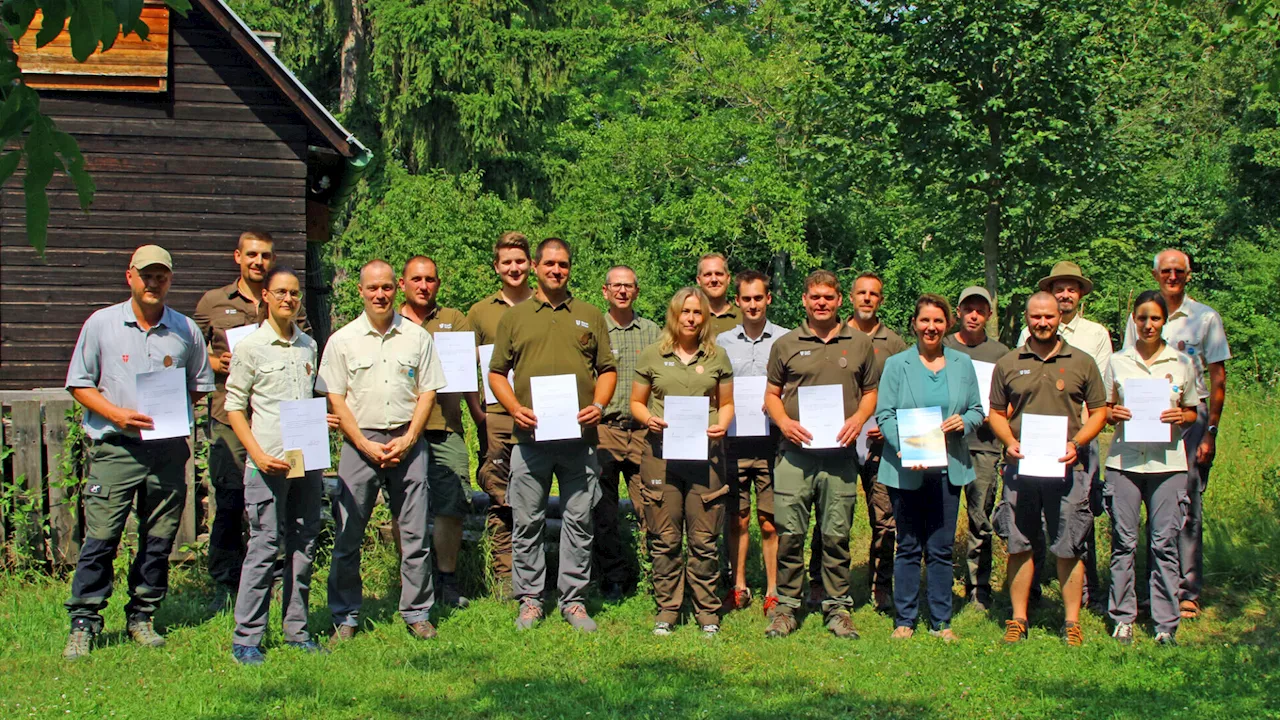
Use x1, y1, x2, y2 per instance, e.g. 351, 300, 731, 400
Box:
0, 0, 368, 390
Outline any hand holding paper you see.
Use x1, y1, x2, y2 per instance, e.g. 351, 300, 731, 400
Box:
1018, 413, 1068, 478
662, 396, 710, 460
280, 397, 331, 471
728, 376, 768, 438
798, 384, 845, 449
530, 374, 581, 441
1121, 378, 1172, 443
136, 368, 190, 441
435, 332, 479, 393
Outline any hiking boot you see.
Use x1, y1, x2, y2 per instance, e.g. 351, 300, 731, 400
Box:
601, 581, 625, 603
806, 582, 824, 610
126, 615, 165, 648
873, 588, 893, 615
562, 604, 598, 633
762, 594, 780, 618
285, 639, 329, 654
406, 620, 437, 640
63, 620, 96, 661
330, 624, 357, 644
700, 623, 720, 637
1003, 618, 1029, 644
765, 612, 798, 639
1063, 621, 1085, 647
1155, 632, 1178, 647
232, 644, 266, 666
930, 626, 959, 643
826, 611, 860, 639
516, 600, 544, 631
890, 625, 915, 640
1112, 622, 1135, 646
726, 587, 752, 612
653, 621, 674, 636
440, 579, 471, 609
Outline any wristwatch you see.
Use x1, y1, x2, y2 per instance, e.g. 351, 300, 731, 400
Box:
1066, 439, 1080, 451
1207, 425, 1219, 436
592, 402, 605, 413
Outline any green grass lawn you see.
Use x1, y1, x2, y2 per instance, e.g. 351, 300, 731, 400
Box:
2, 391, 1279, 719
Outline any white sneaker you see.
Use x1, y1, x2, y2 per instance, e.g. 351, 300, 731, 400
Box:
1111, 622, 1135, 646
652, 621, 674, 636
700, 623, 720, 637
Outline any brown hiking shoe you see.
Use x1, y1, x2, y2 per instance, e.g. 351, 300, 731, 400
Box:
1064, 622, 1084, 647
890, 625, 915, 640
330, 625, 357, 644
765, 612, 798, 639
63, 621, 96, 660
126, 616, 165, 648
930, 627, 960, 643
515, 599, 544, 631
1003, 618, 1029, 644
825, 611, 860, 639
406, 620, 437, 640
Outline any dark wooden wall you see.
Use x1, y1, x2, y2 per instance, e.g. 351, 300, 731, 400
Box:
0, 5, 321, 389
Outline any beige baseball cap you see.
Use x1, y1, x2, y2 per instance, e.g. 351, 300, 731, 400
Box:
129, 245, 172, 270
957, 285, 993, 307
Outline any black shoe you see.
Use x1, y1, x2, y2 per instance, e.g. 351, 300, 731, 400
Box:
602, 581, 625, 603
208, 584, 235, 614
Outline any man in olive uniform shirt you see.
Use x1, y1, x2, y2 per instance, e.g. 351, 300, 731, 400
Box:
942, 286, 1008, 610
698, 252, 742, 338
63, 245, 215, 660
468, 232, 534, 596
595, 265, 660, 600
807, 272, 904, 612
399, 256, 486, 608
763, 270, 879, 639
194, 230, 307, 609
989, 292, 1108, 646
490, 238, 617, 633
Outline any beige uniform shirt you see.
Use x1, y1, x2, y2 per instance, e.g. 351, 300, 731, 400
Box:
223, 323, 319, 469
316, 312, 447, 430
1105, 343, 1198, 473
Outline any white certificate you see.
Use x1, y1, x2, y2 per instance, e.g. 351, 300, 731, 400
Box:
136, 368, 190, 441
1122, 378, 1172, 443
663, 395, 710, 461
728, 376, 768, 437
1018, 413, 1068, 478
530, 374, 581, 441
798, 384, 845, 449
434, 331, 479, 394
224, 324, 258, 353
856, 416, 878, 464
972, 360, 996, 416
479, 344, 514, 405
897, 406, 948, 468
279, 397, 331, 471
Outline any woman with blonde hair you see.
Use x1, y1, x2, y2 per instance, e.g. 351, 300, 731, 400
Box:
631, 287, 735, 636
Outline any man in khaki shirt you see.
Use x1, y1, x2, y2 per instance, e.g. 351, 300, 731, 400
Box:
490, 238, 617, 633
317, 260, 447, 642
763, 270, 879, 640
400, 255, 485, 609
698, 252, 742, 337
467, 231, 534, 596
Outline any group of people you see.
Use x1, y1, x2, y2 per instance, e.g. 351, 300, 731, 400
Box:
57, 230, 1230, 662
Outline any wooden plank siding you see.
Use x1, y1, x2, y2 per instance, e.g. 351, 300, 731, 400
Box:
14, 4, 171, 93
0, 5, 323, 390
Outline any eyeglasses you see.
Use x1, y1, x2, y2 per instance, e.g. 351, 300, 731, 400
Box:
269, 289, 303, 300
1158, 268, 1188, 277
606, 283, 637, 291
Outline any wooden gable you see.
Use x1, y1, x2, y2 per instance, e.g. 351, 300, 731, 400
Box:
13, 2, 170, 93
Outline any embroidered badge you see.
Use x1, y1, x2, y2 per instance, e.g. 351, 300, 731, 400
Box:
838, 357, 848, 368
800, 351, 811, 356
1056, 379, 1066, 391
576, 319, 590, 329
695, 365, 705, 374
1019, 369, 1031, 376
440, 324, 452, 329
85, 483, 104, 497
306, 363, 313, 375
579, 333, 592, 347
122, 354, 129, 363
163, 355, 173, 368
225, 309, 238, 314
664, 361, 676, 367
408, 368, 416, 378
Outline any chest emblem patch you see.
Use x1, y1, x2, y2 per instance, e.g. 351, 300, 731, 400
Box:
576, 319, 590, 329
695, 365, 705, 374
440, 324, 452, 329
122, 354, 129, 363
225, 309, 238, 314
800, 351, 811, 357
1019, 369, 1031, 376
306, 363, 313, 375
838, 357, 848, 368
163, 355, 173, 368
1056, 379, 1066, 391
579, 333, 592, 347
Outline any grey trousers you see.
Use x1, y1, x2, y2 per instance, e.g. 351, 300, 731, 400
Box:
1181, 403, 1213, 604
1032, 439, 1101, 603
329, 429, 433, 626
233, 466, 323, 646
963, 451, 1001, 601
510, 440, 601, 609
1104, 468, 1186, 635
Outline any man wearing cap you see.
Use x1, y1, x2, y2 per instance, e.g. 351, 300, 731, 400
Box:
943, 286, 1009, 610
489, 237, 617, 633
62, 245, 215, 660
1123, 249, 1229, 620
594, 265, 660, 601
807, 271, 904, 613
194, 230, 308, 611
399, 255, 485, 609
991, 292, 1108, 646
698, 253, 742, 338
763, 270, 879, 639
468, 231, 534, 597
1017, 260, 1113, 612
319, 259, 447, 642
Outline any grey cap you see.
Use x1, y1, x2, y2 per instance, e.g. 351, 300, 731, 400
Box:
957, 286, 993, 307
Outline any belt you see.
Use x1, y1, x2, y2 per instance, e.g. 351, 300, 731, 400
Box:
99, 433, 184, 447
603, 419, 645, 431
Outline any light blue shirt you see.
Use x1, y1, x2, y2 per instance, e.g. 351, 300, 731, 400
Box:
65, 301, 215, 440
716, 321, 789, 377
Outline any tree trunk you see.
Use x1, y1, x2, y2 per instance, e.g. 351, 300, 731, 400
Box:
339, 0, 365, 112
983, 192, 1001, 336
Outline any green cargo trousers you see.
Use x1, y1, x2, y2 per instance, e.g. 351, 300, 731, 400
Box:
774, 448, 858, 619
66, 437, 190, 629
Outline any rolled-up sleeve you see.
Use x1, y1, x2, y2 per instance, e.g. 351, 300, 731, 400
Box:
65, 315, 101, 390
316, 340, 348, 396
185, 318, 216, 392
223, 347, 254, 414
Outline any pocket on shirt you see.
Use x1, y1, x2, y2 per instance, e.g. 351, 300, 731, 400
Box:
258, 361, 286, 375
349, 356, 375, 376
396, 355, 420, 385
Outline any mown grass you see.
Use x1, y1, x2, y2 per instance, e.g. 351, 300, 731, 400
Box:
1, 391, 1278, 719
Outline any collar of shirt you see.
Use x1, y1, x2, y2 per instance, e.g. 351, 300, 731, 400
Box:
533, 293, 575, 312
606, 312, 642, 331
121, 301, 176, 331
1169, 296, 1204, 321
1115, 341, 1180, 369
266, 322, 307, 347
660, 345, 708, 364
798, 321, 856, 344
356, 311, 404, 338
1017, 338, 1076, 362
225, 279, 257, 303
729, 321, 784, 343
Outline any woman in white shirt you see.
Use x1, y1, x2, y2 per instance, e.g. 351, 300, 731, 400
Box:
1104, 290, 1198, 647
224, 266, 338, 665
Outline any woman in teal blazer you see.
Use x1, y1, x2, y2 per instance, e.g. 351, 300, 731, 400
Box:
875, 294, 985, 641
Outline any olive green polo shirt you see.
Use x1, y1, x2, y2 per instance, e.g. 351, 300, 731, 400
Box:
766, 322, 880, 448
415, 304, 471, 434
467, 290, 528, 414
707, 305, 742, 339
862, 322, 908, 375
635, 343, 734, 426
489, 294, 616, 444
989, 339, 1106, 442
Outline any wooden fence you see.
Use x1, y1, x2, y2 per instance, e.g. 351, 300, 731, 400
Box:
0, 389, 198, 569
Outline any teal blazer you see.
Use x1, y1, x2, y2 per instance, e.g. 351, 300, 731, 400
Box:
875, 346, 985, 489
